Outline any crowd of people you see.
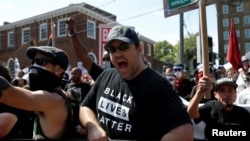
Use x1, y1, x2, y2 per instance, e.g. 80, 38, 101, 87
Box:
0, 17, 250, 141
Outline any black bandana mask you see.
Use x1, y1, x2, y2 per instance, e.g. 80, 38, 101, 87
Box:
29, 66, 62, 92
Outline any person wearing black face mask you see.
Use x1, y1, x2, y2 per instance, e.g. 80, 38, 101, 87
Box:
0, 46, 73, 140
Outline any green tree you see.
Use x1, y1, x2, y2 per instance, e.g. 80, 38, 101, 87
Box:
154, 40, 176, 64
174, 33, 199, 65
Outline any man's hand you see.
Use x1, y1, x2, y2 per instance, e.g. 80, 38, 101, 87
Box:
197, 76, 213, 93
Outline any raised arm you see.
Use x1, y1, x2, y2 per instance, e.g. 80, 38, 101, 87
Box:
187, 76, 213, 119
66, 18, 93, 72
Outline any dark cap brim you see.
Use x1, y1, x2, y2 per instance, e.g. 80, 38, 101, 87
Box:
214, 82, 238, 91
104, 37, 133, 50
26, 46, 53, 59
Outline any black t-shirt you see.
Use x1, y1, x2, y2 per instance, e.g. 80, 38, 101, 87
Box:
64, 81, 91, 138
89, 63, 104, 81
82, 68, 191, 140
194, 100, 250, 140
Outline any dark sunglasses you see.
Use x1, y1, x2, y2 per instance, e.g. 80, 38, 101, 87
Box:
32, 58, 55, 66
106, 43, 130, 54
174, 68, 182, 72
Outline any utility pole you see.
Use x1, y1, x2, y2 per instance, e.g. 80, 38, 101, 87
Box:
179, 13, 184, 64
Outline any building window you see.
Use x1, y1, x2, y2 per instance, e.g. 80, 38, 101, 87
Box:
223, 18, 229, 27
222, 5, 228, 14
245, 29, 250, 38
140, 41, 144, 54
0, 34, 1, 48
224, 44, 228, 54
223, 31, 229, 40
147, 62, 151, 68
87, 20, 96, 39
236, 2, 243, 12
236, 30, 240, 37
234, 17, 240, 24
22, 27, 30, 44
246, 42, 250, 52
244, 15, 250, 25
40, 23, 48, 41
147, 44, 151, 56
8, 31, 14, 47
57, 18, 67, 37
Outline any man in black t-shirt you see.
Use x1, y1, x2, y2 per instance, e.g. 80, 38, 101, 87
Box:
188, 77, 250, 140
78, 25, 193, 140
64, 67, 91, 138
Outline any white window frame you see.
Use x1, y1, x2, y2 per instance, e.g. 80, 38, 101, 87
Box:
224, 44, 228, 54
222, 5, 228, 14
57, 18, 67, 37
39, 23, 48, 41
223, 31, 229, 40
236, 30, 240, 37
245, 29, 250, 38
22, 27, 30, 44
223, 18, 229, 27
147, 62, 152, 68
236, 2, 243, 12
87, 20, 96, 39
8, 31, 14, 47
234, 17, 240, 24
246, 42, 250, 52
0, 33, 1, 49
147, 44, 151, 56
244, 15, 250, 25
140, 41, 144, 54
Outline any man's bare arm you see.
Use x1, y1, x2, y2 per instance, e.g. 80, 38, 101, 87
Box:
0, 76, 56, 112
187, 76, 212, 119
79, 106, 109, 140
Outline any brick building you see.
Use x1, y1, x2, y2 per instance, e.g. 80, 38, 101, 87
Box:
0, 2, 159, 78
216, 0, 250, 64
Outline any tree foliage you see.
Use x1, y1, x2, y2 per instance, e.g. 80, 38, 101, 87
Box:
174, 32, 199, 64
154, 40, 176, 64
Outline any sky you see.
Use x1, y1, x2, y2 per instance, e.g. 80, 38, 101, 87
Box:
0, 0, 218, 52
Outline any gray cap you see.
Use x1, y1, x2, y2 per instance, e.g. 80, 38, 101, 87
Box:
104, 25, 140, 50
214, 78, 237, 91
26, 46, 68, 70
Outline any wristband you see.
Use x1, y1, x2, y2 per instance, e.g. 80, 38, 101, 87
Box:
68, 28, 76, 37
0, 76, 11, 97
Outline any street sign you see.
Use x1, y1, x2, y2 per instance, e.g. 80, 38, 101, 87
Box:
163, 0, 227, 18
168, 0, 198, 10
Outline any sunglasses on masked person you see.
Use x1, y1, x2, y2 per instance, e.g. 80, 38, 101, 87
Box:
32, 58, 56, 66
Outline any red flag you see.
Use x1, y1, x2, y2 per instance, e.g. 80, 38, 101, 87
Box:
226, 19, 242, 74
47, 33, 52, 46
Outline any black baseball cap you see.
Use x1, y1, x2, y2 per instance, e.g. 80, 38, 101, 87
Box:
26, 46, 68, 70
214, 78, 237, 91
104, 25, 140, 50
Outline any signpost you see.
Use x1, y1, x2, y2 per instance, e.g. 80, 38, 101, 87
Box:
163, 0, 227, 99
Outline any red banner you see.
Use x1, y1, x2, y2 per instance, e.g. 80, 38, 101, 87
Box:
226, 19, 242, 74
